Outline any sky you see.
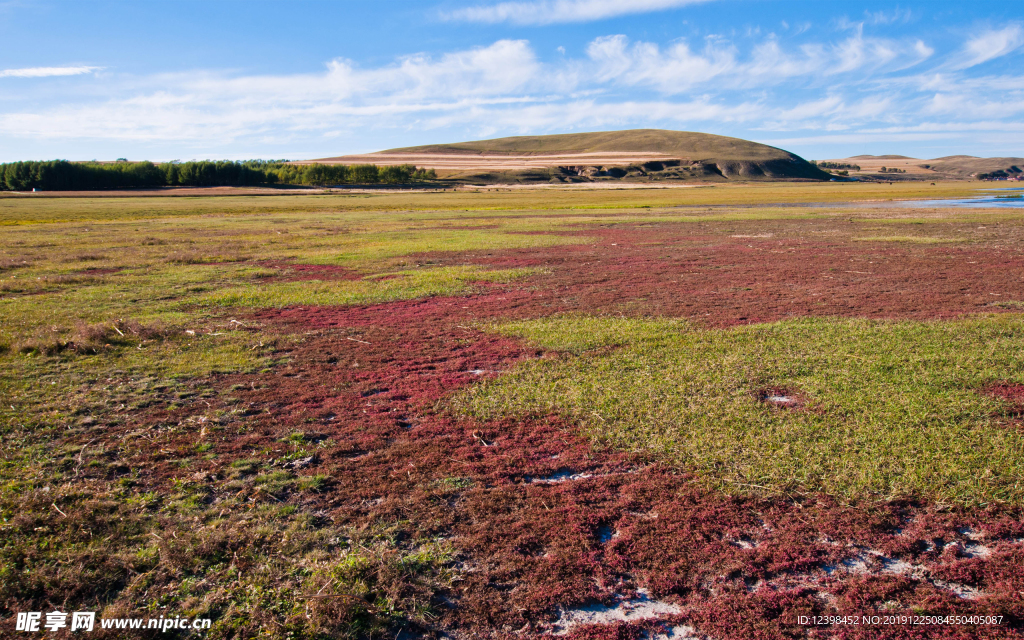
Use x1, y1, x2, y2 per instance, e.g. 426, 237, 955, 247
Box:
0, 0, 1022, 162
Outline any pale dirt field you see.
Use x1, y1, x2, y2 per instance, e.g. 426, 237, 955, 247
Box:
449, 181, 714, 191
823, 156, 938, 175
302, 151, 678, 170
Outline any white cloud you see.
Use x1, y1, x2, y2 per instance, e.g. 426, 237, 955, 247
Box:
444, 0, 712, 26
0, 41, 555, 143
830, 29, 897, 73
0, 28, 1019, 160
953, 24, 1024, 69
413, 97, 765, 137
582, 31, 931, 93
0, 65, 100, 78
924, 92, 1024, 119
585, 35, 736, 91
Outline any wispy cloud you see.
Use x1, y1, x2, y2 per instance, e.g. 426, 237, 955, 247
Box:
953, 24, 1024, 69
0, 65, 100, 78
585, 35, 736, 91
443, 0, 712, 26
864, 8, 914, 26
583, 31, 931, 93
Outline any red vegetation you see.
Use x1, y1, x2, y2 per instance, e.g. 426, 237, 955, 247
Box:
62, 222, 1024, 637
259, 260, 364, 281
985, 383, 1024, 421
401, 223, 1024, 327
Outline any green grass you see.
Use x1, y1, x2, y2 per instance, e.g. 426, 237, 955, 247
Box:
853, 235, 961, 243
203, 266, 542, 308
0, 471, 454, 638
454, 314, 1024, 505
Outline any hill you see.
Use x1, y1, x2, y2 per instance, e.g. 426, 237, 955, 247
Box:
313, 129, 831, 183
922, 156, 1024, 179
849, 154, 915, 160
824, 154, 1024, 181
386, 129, 791, 160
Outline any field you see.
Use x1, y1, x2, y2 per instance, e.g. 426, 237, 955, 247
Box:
1, 181, 1023, 639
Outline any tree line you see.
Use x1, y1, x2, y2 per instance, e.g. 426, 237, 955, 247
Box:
0, 160, 437, 191
977, 166, 1022, 180
811, 161, 861, 171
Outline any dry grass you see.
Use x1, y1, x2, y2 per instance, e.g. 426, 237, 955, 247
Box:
11, 318, 180, 356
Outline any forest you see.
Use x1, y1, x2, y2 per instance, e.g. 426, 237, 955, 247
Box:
0, 159, 436, 191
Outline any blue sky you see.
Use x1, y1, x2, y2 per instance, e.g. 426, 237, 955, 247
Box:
1, 0, 1022, 162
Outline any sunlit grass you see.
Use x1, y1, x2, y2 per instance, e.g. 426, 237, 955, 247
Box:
203, 266, 543, 308
455, 313, 1024, 505
853, 235, 961, 243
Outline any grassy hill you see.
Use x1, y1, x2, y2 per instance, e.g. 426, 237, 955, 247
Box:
383, 129, 831, 182
387, 129, 787, 159
923, 156, 1024, 179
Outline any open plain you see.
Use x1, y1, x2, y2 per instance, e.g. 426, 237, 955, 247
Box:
1, 181, 1023, 639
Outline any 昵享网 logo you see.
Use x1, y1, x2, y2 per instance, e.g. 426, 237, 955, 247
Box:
15, 611, 211, 632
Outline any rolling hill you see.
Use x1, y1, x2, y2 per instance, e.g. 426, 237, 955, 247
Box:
822, 154, 1024, 181
312, 129, 831, 183
922, 156, 1024, 179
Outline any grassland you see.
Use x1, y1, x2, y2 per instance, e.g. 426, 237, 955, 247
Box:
455, 314, 1024, 504
0, 180, 984, 224
1, 183, 1023, 639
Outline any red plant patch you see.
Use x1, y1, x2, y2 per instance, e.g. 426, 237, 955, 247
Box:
71, 267, 124, 276
387, 222, 1024, 327
984, 383, 1024, 419
259, 260, 364, 281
